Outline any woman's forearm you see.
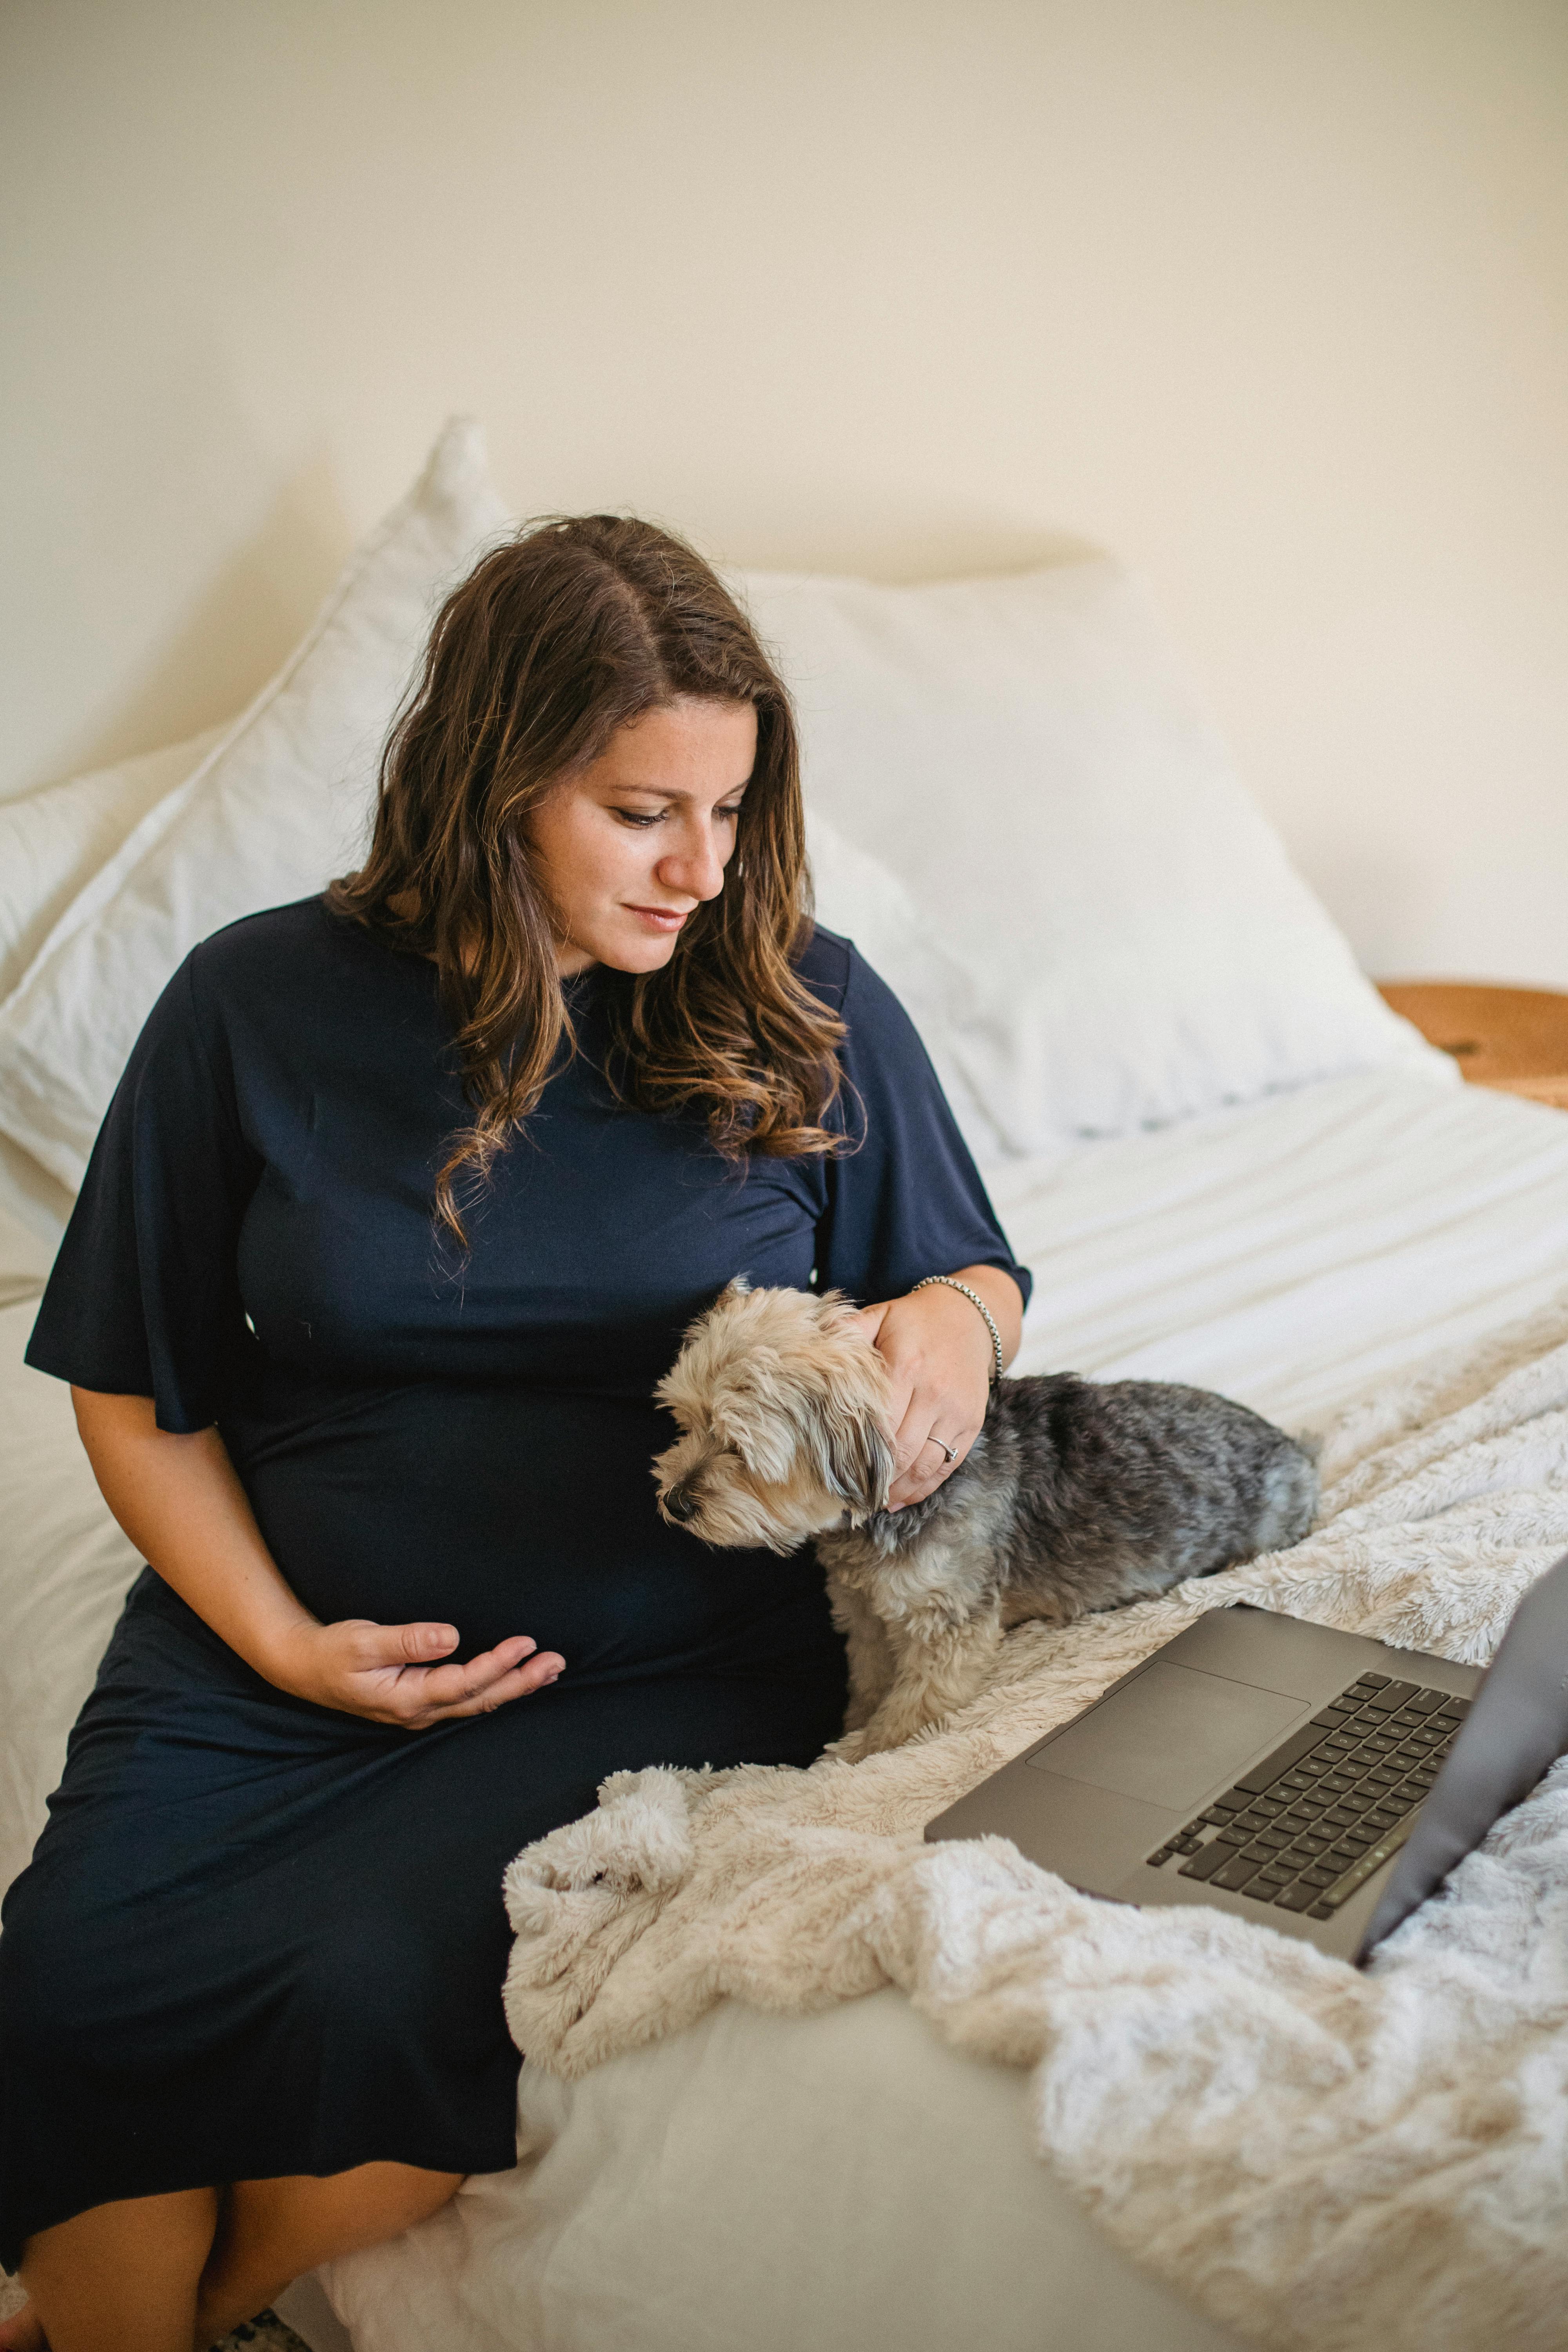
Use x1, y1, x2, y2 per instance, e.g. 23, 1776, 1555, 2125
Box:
71, 1388, 314, 1682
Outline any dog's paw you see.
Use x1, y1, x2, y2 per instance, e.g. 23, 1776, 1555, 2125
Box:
824, 1729, 869, 1763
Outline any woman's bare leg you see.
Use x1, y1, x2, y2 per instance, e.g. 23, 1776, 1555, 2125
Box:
11, 2187, 218, 2352
4, 2164, 458, 2352
193, 2161, 462, 2348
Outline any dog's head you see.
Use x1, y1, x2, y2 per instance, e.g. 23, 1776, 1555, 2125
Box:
652, 1280, 896, 1552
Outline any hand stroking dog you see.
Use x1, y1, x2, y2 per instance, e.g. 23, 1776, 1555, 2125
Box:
652, 1281, 1318, 1756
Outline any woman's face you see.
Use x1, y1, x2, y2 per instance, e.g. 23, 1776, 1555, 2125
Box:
530, 697, 758, 976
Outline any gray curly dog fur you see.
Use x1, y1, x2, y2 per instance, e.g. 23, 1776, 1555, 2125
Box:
822, 1370, 1318, 1752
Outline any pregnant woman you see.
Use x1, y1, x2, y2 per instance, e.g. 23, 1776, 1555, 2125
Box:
0, 517, 1028, 2351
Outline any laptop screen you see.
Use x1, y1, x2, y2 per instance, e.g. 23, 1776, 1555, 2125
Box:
1357, 1550, 1568, 1959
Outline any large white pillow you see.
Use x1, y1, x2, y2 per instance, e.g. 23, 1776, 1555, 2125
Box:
742, 562, 1448, 1152
0, 726, 225, 1003
804, 808, 1009, 1166
0, 418, 510, 1190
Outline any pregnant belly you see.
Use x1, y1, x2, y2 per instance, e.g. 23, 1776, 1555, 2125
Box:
225, 1377, 825, 1679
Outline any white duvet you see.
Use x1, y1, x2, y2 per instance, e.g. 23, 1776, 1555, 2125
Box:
305, 1070, 1568, 2352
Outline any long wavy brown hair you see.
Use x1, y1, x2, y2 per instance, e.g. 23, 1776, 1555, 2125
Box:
328, 515, 845, 1244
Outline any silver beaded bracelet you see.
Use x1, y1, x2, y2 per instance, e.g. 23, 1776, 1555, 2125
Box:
912, 1275, 1005, 1386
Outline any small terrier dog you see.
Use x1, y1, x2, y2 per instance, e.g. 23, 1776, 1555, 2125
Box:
653, 1281, 1318, 1755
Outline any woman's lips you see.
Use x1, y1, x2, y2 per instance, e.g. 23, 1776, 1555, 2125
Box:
624, 904, 690, 932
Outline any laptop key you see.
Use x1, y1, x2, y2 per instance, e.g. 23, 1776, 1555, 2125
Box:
1212, 1854, 1266, 1891
1273, 1883, 1319, 1911
1178, 1840, 1235, 1882
1233, 1721, 1339, 1795
1363, 1681, 1419, 1710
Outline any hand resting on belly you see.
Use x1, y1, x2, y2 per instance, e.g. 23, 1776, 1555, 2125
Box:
70, 1388, 566, 1728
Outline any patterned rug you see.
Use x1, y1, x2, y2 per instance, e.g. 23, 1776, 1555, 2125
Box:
215, 2314, 316, 2352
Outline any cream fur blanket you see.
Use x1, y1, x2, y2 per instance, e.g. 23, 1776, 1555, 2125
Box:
503, 1292, 1568, 2352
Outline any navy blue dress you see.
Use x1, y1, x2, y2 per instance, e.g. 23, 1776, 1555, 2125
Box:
0, 898, 1028, 2263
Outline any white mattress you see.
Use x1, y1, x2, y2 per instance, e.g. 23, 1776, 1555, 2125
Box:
314, 1067, 1568, 2352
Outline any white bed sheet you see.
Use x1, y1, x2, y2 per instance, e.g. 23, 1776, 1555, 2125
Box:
321, 1067, 1568, 2352
1003, 1066, 1568, 1424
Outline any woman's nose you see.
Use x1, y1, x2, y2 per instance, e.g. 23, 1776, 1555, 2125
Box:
657, 826, 728, 903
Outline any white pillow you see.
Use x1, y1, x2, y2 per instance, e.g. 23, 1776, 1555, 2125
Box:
0, 418, 510, 1190
804, 808, 1009, 1165
0, 726, 225, 1003
742, 561, 1448, 1153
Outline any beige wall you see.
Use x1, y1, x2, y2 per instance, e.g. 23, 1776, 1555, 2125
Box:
4, 0, 1565, 985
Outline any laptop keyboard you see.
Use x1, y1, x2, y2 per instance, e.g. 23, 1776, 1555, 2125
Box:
1145, 1671, 1470, 1921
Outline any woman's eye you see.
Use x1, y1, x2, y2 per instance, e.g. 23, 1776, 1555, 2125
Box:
613, 805, 742, 829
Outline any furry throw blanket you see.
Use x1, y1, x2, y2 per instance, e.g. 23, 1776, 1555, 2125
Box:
503, 1291, 1568, 2352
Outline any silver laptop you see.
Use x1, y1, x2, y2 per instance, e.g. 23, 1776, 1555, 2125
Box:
926, 1552, 1568, 1962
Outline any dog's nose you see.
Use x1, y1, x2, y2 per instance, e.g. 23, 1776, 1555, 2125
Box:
663, 1486, 697, 1524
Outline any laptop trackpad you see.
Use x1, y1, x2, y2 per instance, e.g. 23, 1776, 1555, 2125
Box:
1025, 1662, 1306, 1815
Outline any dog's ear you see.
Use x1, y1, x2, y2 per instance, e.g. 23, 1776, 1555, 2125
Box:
713, 1371, 798, 1485
821, 1402, 896, 1521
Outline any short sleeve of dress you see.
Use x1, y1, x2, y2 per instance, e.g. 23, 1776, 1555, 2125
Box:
25, 951, 263, 1433
807, 935, 1032, 1312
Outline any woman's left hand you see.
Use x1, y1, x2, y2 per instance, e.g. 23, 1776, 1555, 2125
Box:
857, 1270, 1020, 1510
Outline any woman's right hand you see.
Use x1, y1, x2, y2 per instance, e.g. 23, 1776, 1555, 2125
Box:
69, 1393, 565, 1731
267, 1619, 566, 1729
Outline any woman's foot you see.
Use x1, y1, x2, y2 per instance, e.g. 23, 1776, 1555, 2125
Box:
0, 2299, 49, 2352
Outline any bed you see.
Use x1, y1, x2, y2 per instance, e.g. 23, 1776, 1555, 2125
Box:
3, 421, 1565, 2351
